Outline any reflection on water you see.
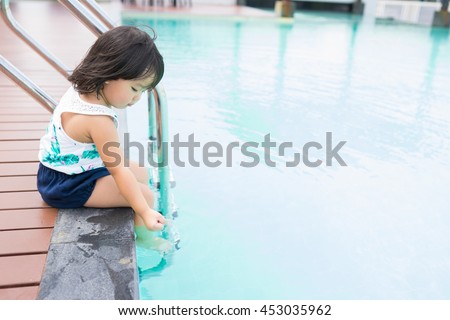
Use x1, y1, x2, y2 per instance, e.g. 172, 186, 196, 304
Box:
124, 13, 450, 299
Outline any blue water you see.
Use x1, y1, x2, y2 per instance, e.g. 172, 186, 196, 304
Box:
123, 12, 450, 299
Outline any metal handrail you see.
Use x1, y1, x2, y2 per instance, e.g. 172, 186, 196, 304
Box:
148, 86, 172, 216
57, 0, 109, 36
0, 55, 57, 113
80, 0, 115, 29
0, 0, 71, 78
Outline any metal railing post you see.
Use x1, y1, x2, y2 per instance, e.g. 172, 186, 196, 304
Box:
0, 0, 71, 78
80, 0, 115, 29
148, 87, 172, 216
0, 55, 57, 113
57, 0, 109, 36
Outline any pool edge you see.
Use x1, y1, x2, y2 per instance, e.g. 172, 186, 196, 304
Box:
37, 207, 139, 300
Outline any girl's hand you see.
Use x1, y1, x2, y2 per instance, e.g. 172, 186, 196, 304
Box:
140, 208, 166, 231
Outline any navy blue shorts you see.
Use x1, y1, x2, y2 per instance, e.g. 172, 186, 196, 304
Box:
37, 163, 111, 208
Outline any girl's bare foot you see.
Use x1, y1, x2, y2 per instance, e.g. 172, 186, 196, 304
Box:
135, 225, 173, 254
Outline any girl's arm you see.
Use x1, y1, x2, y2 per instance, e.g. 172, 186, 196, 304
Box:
87, 115, 165, 231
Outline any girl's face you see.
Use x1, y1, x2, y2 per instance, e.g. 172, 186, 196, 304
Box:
102, 76, 154, 109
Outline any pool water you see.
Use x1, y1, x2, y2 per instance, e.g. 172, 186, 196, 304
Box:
123, 12, 450, 299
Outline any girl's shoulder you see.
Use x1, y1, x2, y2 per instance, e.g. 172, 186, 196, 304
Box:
58, 87, 119, 128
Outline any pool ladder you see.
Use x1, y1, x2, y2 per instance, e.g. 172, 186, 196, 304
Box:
0, 0, 177, 219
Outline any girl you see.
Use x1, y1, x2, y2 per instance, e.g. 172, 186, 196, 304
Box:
37, 26, 168, 249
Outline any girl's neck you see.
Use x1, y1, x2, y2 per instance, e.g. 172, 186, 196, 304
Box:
79, 90, 112, 108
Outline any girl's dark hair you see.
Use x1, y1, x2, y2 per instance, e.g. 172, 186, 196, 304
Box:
68, 26, 164, 95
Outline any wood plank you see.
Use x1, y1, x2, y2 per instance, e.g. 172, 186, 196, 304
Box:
0, 90, 38, 97
0, 229, 53, 256
0, 92, 37, 98
0, 123, 47, 131
0, 91, 55, 98
0, 108, 48, 115
0, 140, 39, 151
0, 176, 37, 192
0, 254, 47, 288
0, 130, 43, 140
0, 285, 39, 300
0, 115, 50, 123
0, 102, 49, 108
0, 191, 49, 210
0, 162, 39, 176
0, 208, 57, 231
0, 150, 39, 163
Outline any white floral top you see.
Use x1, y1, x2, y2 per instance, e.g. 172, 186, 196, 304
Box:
38, 86, 118, 175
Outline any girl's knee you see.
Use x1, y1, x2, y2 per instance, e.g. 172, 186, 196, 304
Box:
128, 161, 149, 185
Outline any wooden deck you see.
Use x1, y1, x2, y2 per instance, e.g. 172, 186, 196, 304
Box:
0, 0, 103, 300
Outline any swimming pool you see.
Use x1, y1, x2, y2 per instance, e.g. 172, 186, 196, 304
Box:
123, 12, 450, 299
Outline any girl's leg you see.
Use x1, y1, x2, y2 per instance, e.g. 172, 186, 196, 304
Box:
84, 174, 155, 227
84, 162, 171, 252
126, 161, 173, 252
85, 160, 150, 225
127, 160, 149, 185
126, 160, 150, 227
84, 175, 153, 209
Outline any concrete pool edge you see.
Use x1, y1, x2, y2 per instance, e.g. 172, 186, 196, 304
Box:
37, 207, 139, 300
